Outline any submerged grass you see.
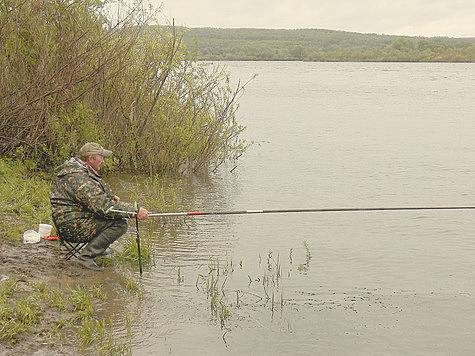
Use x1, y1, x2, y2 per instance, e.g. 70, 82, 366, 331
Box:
298, 241, 312, 272
195, 242, 312, 336
114, 228, 154, 271
196, 258, 233, 329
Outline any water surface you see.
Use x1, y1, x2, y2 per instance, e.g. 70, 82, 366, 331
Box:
113, 62, 475, 355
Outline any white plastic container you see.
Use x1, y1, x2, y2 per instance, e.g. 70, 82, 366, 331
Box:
23, 230, 41, 244
38, 223, 53, 238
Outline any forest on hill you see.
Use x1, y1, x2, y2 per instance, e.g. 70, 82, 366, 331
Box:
180, 28, 475, 62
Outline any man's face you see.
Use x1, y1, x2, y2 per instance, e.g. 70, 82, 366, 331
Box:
87, 154, 104, 172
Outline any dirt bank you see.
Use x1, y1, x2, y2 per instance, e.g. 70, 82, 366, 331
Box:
0, 239, 91, 284
0, 238, 108, 355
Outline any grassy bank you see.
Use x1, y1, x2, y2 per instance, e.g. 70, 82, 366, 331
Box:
0, 276, 136, 354
0, 158, 143, 354
0, 158, 52, 244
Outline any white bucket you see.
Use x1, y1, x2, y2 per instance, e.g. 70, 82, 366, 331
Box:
23, 230, 41, 244
38, 223, 53, 238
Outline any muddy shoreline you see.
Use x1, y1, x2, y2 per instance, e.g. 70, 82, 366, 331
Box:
0, 238, 113, 355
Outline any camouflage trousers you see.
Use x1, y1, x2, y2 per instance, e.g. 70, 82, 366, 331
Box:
54, 217, 128, 244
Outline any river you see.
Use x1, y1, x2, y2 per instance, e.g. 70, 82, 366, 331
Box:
112, 61, 475, 355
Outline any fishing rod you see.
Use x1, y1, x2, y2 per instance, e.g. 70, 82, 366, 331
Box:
108, 205, 475, 218
108, 204, 475, 275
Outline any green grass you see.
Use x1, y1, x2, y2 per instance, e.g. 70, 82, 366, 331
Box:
0, 276, 133, 354
121, 273, 144, 298
0, 158, 52, 243
0, 277, 40, 343
196, 242, 313, 333
114, 229, 154, 271
195, 258, 234, 329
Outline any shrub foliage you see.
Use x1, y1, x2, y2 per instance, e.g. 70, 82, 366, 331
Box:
0, 0, 246, 173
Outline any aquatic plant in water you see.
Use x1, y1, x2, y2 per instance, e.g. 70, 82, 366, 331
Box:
195, 258, 233, 329
114, 228, 154, 270
194, 241, 312, 341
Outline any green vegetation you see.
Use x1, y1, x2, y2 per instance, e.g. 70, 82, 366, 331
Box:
0, 158, 154, 353
196, 258, 233, 329
0, 158, 52, 242
195, 243, 312, 334
0, 276, 132, 354
181, 27, 475, 62
297, 241, 312, 272
0, 0, 247, 174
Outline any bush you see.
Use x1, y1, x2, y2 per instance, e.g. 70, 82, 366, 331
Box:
0, 0, 247, 173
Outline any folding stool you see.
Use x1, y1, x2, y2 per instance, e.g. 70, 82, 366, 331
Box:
52, 219, 88, 261
61, 238, 88, 261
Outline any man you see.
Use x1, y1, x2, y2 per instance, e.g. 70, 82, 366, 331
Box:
50, 142, 149, 271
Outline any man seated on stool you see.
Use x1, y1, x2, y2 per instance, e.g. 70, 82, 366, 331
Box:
50, 142, 149, 271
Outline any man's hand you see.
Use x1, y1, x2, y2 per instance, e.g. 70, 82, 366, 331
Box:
137, 207, 149, 220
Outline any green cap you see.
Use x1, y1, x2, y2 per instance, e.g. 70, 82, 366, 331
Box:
78, 142, 112, 158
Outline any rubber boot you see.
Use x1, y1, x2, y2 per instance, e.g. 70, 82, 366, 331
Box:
75, 256, 104, 271
76, 235, 114, 271
75, 219, 127, 271
76, 235, 110, 271
98, 248, 114, 257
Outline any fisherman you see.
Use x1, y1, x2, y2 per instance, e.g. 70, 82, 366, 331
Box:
50, 142, 149, 271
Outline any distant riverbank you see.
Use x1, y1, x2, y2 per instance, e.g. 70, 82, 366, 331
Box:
179, 27, 475, 62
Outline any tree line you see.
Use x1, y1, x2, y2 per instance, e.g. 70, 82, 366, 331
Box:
180, 28, 475, 62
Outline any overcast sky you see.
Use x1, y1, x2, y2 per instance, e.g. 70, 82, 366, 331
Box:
150, 0, 474, 38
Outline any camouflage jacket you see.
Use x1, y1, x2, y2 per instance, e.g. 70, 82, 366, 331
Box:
50, 158, 136, 227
